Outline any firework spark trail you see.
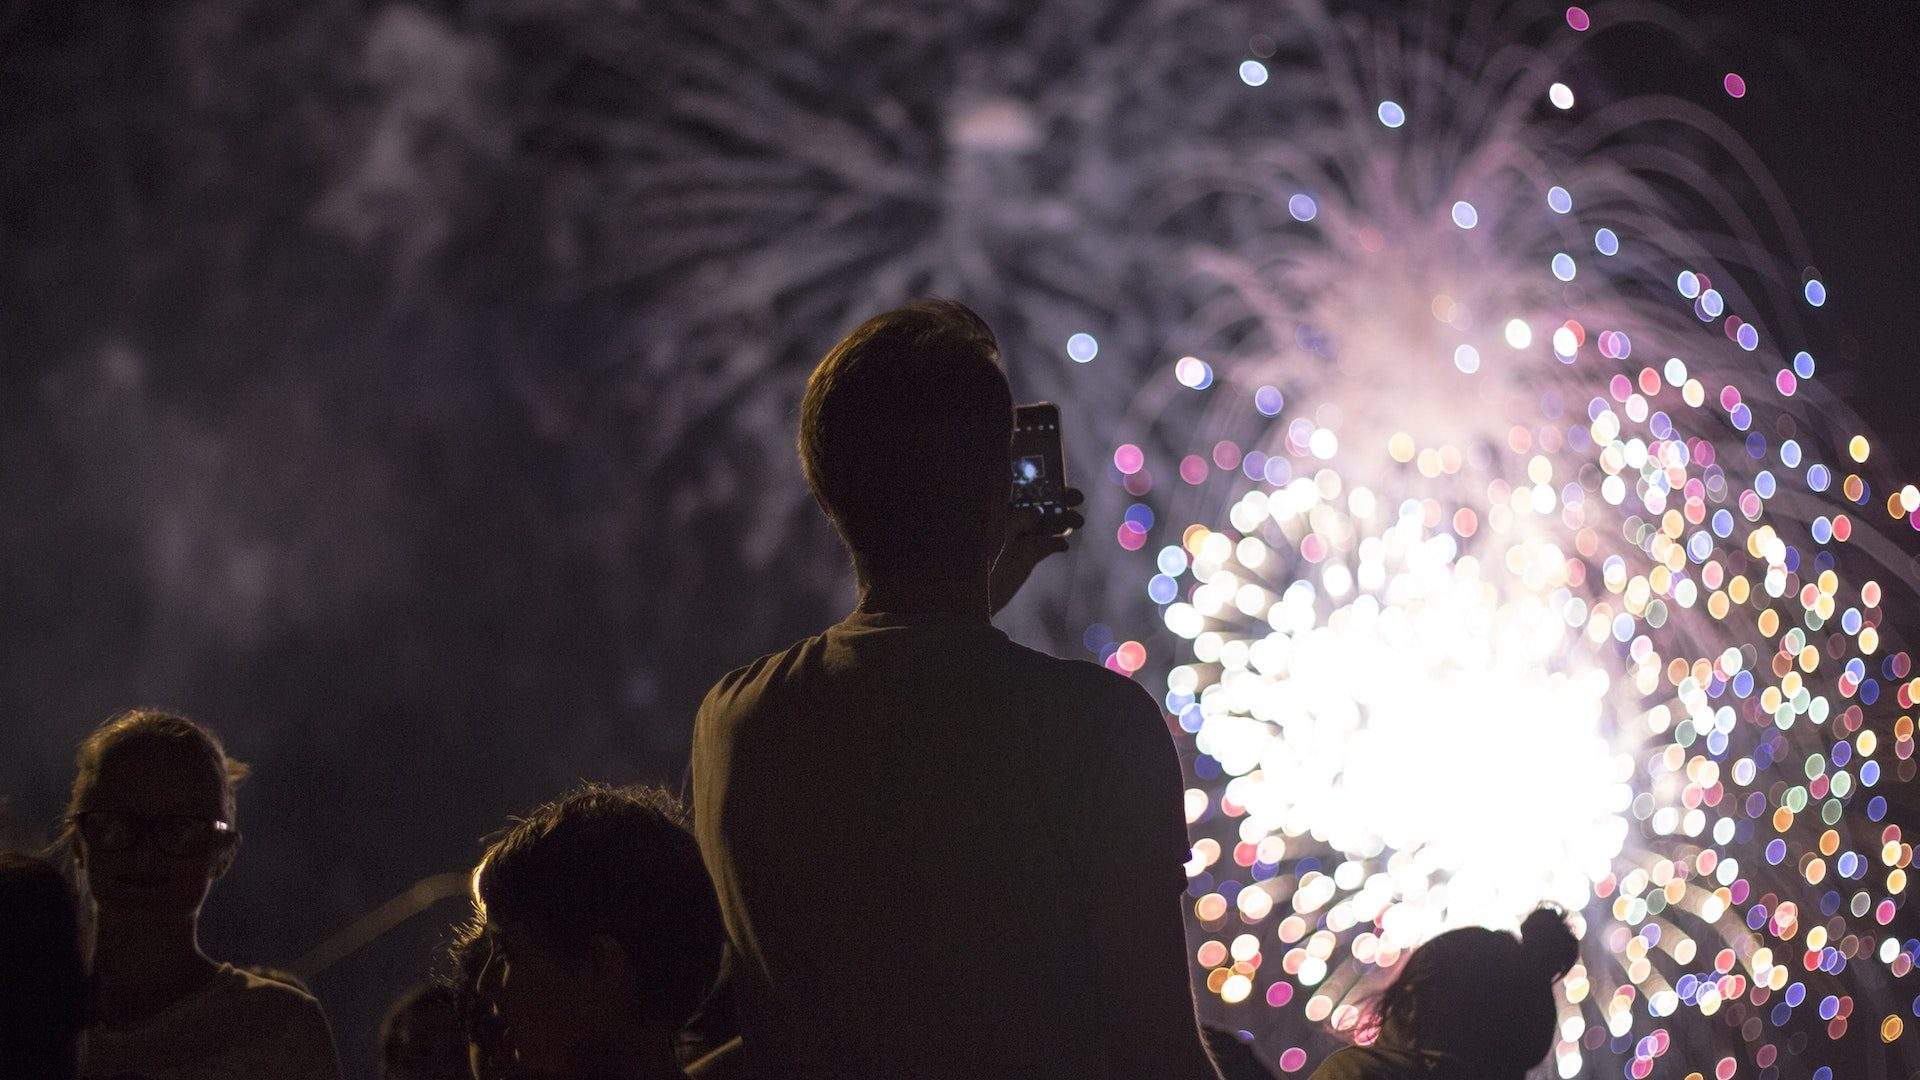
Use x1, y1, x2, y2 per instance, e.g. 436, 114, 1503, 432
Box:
525, 0, 1920, 1074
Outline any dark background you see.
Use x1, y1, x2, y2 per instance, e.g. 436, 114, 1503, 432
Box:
2, 2, 1916, 1076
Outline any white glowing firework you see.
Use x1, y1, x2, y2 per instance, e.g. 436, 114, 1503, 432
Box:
522, 0, 1920, 1074
1117, 7, 1920, 1079
1173, 482, 1632, 946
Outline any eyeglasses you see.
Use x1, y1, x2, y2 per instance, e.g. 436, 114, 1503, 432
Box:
70, 810, 233, 856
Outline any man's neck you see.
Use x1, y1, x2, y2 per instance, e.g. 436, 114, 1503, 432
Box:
855, 572, 992, 621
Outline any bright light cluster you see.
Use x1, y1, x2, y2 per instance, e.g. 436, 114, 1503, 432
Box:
1101, 8, 1920, 1079
1168, 483, 1633, 957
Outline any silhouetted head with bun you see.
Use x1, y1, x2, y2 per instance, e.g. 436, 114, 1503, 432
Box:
1363, 907, 1580, 1078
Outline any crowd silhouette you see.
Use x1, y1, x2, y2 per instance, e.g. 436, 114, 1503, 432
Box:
1, 301, 1578, 1080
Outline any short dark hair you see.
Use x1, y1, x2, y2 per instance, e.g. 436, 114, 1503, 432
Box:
799, 299, 1013, 568
473, 784, 723, 1029
0, 851, 87, 1078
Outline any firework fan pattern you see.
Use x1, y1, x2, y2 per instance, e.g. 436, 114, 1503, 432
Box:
552, 0, 1920, 1075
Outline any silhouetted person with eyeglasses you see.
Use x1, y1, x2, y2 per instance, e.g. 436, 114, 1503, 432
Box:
0, 851, 88, 1080
692, 299, 1218, 1078
64, 709, 340, 1079
1310, 907, 1579, 1080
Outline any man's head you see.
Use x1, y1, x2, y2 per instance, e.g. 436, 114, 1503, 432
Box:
470, 784, 724, 1079
800, 299, 1014, 582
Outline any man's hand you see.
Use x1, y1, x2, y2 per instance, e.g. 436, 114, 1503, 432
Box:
989, 488, 1085, 616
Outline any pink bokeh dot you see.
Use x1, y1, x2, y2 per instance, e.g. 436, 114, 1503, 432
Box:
1724, 72, 1747, 99
1565, 6, 1590, 31
1299, 534, 1326, 563
1278, 1047, 1309, 1073
1113, 443, 1144, 475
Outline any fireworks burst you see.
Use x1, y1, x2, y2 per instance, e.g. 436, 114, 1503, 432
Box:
1108, 6, 1920, 1078
547, 0, 1920, 1074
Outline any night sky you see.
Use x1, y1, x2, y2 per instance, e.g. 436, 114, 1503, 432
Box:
3, 3, 1916, 1077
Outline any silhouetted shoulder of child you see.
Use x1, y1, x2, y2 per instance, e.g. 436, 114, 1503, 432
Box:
1309, 1044, 1472, 1080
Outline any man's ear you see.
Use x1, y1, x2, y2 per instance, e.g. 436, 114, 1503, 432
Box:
586, 932, 632, 991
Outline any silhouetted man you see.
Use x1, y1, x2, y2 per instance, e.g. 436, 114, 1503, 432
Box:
692, 299, 1218, 1079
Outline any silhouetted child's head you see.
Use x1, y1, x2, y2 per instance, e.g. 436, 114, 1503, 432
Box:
1369, 908, 1579, 1078
380, 981, 471, 1080
800, 298, 1014, 583
64, 709, 247, 925
0, 851, 88, 1080
469, 784, 724, 1080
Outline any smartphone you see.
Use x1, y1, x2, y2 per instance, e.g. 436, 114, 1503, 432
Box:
1010, 402, 1068, 522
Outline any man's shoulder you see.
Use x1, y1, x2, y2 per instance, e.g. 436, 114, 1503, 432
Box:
1008, 642, 1160, 711
994, 642, 1176, 767
695, 626, 1161, 735
699, 635, 829, 714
